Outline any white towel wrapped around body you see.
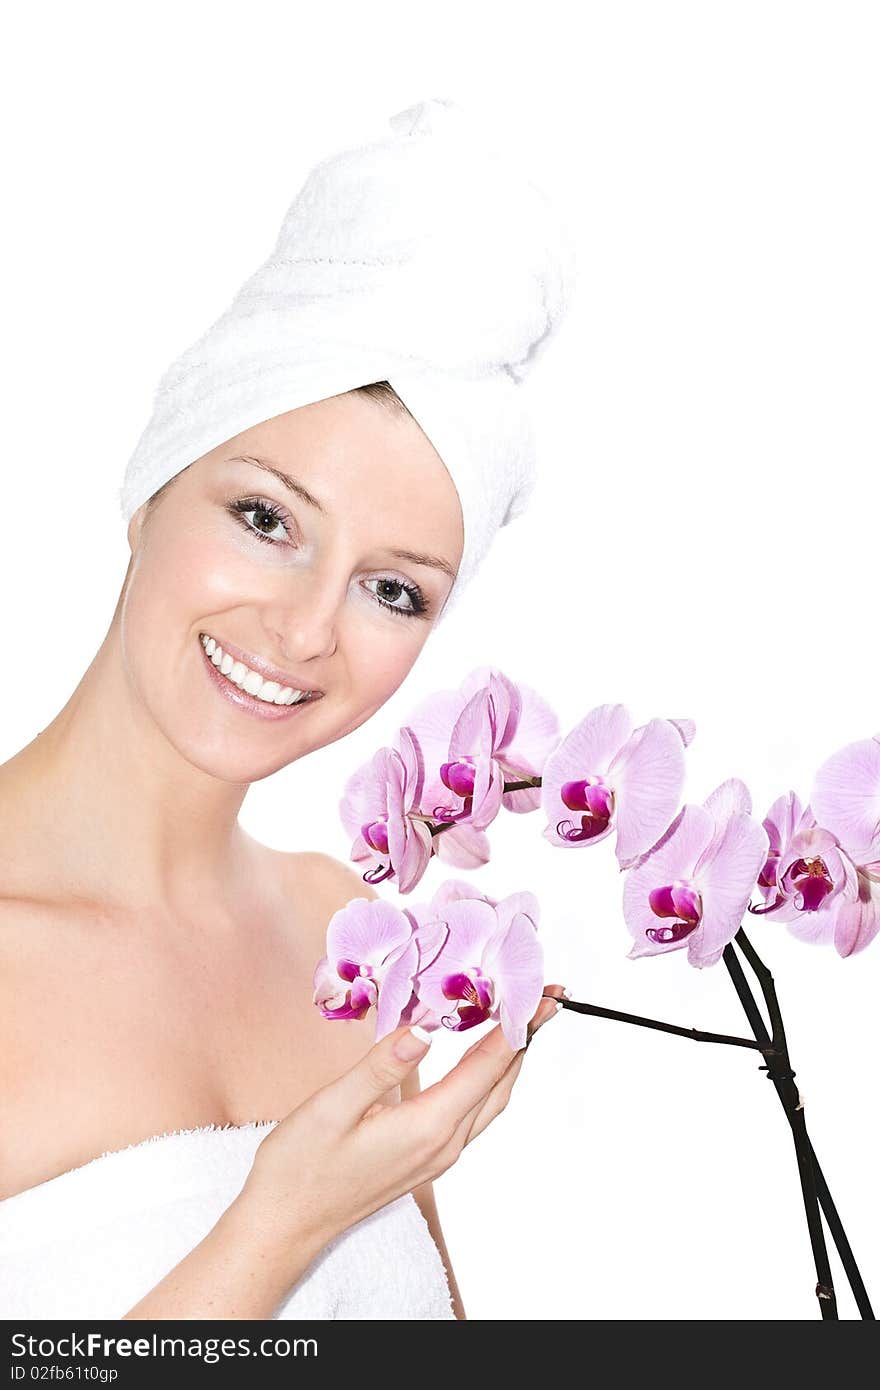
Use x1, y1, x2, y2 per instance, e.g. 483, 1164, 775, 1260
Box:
0, 1122, 455, 1320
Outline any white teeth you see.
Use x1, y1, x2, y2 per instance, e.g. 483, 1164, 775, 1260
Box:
198, 633, 315, 707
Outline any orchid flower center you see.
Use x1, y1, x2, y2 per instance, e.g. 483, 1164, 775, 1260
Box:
646, 879, 702, 944
360, 817, 395, 884
440, 967, 494, 1031
363, 861, 395, 884
337, 959, 374, 982
362, 816, 390, 854
434, 756, 477, 821
556, 775, 615, 842
320, 970, 379, 1022
782, 856, 834, 911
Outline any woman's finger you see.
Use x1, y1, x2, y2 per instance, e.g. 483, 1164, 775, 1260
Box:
444, 986, 567, 1150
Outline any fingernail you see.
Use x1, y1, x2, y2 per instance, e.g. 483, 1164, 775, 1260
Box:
393, 1027, 433, 1060
562, 987, 572, 999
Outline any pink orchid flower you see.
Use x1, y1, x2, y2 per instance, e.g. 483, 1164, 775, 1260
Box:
313, 896, 448, 1040
807, 735, 880, 955
751, 791, 859, 950
339, 726, 434, 893
624, 778, 769, 968
400, 667, 560, 871
541, 704, 694, 869
407, 879, 544, 1050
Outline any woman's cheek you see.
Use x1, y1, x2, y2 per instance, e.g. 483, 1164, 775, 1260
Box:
164, 528, 256, 615
349, 624, 430, 709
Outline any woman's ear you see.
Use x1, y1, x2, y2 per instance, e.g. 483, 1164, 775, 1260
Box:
126, 503, 147, 554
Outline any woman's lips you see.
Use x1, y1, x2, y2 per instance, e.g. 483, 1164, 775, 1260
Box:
201, 631, 324, 696
199, 640, 323, 721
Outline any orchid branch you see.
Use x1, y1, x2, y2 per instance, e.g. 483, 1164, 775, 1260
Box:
724, 934, 874, 1320
724, 935, 837, 1318
550, 994, 769, 1052
338, 683, 878, 1321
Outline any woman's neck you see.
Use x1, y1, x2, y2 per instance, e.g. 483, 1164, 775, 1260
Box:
0, 620, 254, 917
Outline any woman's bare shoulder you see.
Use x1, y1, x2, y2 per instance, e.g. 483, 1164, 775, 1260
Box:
275, 849, 378, 941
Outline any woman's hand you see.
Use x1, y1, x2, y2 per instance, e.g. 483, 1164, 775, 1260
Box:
243, 986, 565, 1254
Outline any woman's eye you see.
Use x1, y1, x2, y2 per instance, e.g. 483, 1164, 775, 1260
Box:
245, 506, 289, 541
228, 499, 292, 545
364, 576, 428, 618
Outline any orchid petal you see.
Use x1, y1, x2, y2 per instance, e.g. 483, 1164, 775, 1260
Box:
448, 688, 492, 762
375, 938, 421, 1040
497, 679, 559, 773
611, 719, 686, 868
493, 890, 541, 935
833, 870, 880, 956
312, 955, 341, 1001
545, 704, 633, 787
487, 671, 521, 750
669, 718, 696, 747
500, 782, 544, 814
784, 902, 840, 946
703, 777, 753, 824
484, 912, 544, 1051
326, 897, 413, 970
434, 822, 492, 869
397, 726, 426, 810
690, 813, 769, 967
395, 818, 434, 894
339, 749, 391, 839
426, 878, 493, 909
811, 736, 880, 860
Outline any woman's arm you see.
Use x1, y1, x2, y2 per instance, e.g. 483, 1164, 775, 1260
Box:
122, 1182, 326, 1320
400, 1064, 467, 1320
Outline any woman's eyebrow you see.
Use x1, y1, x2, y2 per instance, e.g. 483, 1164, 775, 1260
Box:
387, 548, 458, 581
228, 453, 456, 580
227, 454, 327, 514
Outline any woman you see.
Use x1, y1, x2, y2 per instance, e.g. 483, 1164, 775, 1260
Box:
0, 99, 575, 1319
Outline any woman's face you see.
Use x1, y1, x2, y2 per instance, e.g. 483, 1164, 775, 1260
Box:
121, 391, 464, 782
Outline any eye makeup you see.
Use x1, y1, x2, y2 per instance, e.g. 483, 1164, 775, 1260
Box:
224, 495, 432, 619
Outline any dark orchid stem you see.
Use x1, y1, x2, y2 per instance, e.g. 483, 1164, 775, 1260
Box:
722, 950, 867, 1317
551, 995, 769, 1052
723, 933, 845, 1321
729, 933, 873, 1319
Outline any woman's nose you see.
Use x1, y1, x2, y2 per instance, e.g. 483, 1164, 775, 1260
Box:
261, 575, 341, 664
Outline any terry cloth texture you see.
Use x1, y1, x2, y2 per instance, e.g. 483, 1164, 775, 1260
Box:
118, 96, 577, 615
0, 1121, 456, 1319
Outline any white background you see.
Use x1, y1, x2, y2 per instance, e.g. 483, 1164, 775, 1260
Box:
1, 1, 877, 1320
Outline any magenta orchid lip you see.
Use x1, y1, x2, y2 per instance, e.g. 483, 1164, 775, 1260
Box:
198, 637, 323, 721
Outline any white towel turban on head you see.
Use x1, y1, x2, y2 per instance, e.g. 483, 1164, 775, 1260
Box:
119, 96, 577, 618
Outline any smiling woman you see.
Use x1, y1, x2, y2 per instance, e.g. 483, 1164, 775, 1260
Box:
0, 97, 574, 1322
119, 388, 465, 784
